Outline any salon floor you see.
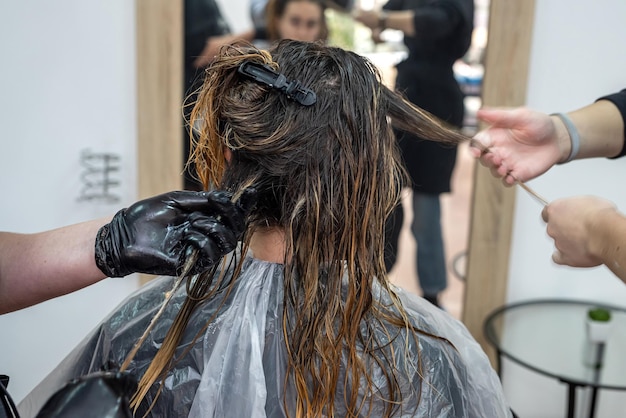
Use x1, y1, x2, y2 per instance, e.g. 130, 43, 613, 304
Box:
387, 141, 475, 320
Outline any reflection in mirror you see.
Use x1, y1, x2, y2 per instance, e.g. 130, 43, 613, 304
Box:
207, 0, 490, 319
339, 0, 489, 319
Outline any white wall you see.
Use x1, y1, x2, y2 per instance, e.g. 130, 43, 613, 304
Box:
0, 0, 252, 407
0, 0, 140, 404
501, 1, 626, 416
218, 0, 253, 33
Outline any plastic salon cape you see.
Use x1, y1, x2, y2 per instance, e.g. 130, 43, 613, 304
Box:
19, 253, 511, 418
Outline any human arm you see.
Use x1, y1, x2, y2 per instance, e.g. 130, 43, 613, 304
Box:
541, 196, 626, 283
0, 219, 108, 315
353, 9, 416, 36
471, 91, 626, 185
192, 29, 256, 69
0, 190, 256, 314
353, 2, 466, 38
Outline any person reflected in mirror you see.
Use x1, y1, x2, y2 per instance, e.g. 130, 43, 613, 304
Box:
353, 0, 475, 308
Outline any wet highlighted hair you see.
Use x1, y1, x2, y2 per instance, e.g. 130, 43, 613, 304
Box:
133, 40, 469, 417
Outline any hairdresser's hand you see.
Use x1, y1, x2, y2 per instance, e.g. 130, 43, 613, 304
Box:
470, 107, 564, 185
542, 196, 617, 268
193, 30, 256, 68
371, 27, 384, 44
193, 36, 227, 68
353, 9, 380, 30
95, 189, 257, 277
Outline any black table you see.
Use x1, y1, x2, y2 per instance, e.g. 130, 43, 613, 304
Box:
484, 299, 626, 418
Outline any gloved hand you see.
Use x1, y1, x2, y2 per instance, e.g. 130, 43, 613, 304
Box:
95, 189, 257, 277
35, 371, 137, 418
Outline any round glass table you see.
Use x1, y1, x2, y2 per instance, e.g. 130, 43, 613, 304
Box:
483, 299, 626, 418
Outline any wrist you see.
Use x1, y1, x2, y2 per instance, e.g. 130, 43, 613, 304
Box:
378, 11, 388, 30
587, 208, 622, 262
551, 113, 578, 164
94, 209, 129, 278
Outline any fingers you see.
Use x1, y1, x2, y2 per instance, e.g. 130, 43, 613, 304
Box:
503, 172, 518, 186
486, 164, 501, 180
167, 190, 236, 211
471, 137, 518, 186
190, 203, 246, 238
235, 187, 258, 215
552, 249, 565, 265
471, 130, 502, 169
180, 219, 239, 275
165, 190, 229, 212
168, 188, 259, 275
468, 131, 491, 156
472, 107, 531, 184
467, 146, 482, 159
197, 187, 257, 235
169, 188, 258, 217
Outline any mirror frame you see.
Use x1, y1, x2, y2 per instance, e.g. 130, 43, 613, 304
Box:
462, 0, 536, 364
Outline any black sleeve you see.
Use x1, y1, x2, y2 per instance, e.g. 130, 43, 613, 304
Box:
412, 2, 463, 40
383, 0, 470, 41
597, 89, 626, 159
383, 0, 405, 12
184, 0, 231, 68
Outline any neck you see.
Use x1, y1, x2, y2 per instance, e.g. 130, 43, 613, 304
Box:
249, 227, 286, 263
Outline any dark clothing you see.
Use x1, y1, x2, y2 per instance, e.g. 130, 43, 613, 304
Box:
184, 0, 230, 89
383, 0, 473, 278
599, 89, 626, 158
183, 0, 231, 190
394, 63, 464, 193
384, 0, 473, 67
385, 0, 474, 193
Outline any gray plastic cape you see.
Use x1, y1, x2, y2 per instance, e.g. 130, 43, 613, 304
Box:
19, 254, 511, 417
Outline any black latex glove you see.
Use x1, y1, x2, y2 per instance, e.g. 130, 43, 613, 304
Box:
95, 189, 257, 277
35, 371, 137, 418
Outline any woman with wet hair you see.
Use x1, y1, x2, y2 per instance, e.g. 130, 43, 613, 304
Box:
21, 40, 510, 418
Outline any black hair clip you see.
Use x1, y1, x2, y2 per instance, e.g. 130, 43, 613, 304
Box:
238, 61, 317, 106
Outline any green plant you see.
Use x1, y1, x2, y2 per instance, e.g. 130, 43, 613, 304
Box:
588, 307, 612, 322
326, 9, 355, 51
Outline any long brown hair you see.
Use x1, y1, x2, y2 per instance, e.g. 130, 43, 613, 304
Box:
133, 40, 469, 417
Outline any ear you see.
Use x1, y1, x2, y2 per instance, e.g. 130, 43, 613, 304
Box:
224, 147, 232, 162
